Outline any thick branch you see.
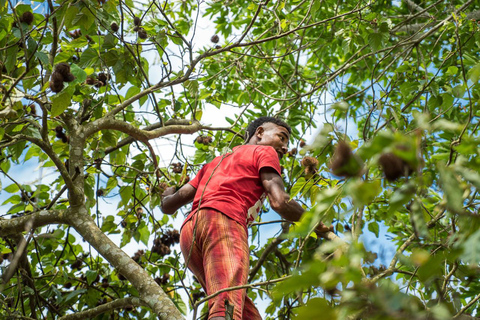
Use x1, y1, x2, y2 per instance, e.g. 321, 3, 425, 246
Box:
57, 297, 147, 320
0, 209, 67, 237
67, 206, 184, 320
84, 118, 202, 141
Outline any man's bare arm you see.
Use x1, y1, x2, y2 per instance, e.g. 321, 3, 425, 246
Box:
260, 167, 331, 233
160, 184, 196, 215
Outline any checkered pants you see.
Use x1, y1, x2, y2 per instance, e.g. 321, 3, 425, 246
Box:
180, 209, 262, 320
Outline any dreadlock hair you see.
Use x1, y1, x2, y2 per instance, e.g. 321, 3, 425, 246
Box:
244, 116, 292, 143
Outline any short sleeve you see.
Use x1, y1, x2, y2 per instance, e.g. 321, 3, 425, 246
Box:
256, 146, 282, 176
188, 164, 207, 189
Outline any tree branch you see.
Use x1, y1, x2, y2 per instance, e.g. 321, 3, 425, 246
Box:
0, 209, 67, 237
57, 297, 147, 320
84, 117, 203, 141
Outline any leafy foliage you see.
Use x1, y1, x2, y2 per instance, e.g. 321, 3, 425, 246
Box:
1, 0, 480, 319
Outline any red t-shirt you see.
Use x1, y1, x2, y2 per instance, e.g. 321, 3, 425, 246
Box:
182, 145, 282, 231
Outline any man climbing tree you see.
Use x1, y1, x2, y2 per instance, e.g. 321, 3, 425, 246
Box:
161, 117, 331, 319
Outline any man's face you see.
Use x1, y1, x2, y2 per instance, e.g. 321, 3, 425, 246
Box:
255, 122, 290, 159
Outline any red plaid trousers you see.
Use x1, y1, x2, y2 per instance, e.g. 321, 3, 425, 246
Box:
180, 208, 262, 320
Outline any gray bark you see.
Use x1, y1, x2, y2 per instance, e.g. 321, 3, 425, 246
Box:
67, 206, 185, 320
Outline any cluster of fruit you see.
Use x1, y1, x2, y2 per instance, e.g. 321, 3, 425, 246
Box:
151, 229, 180, 257
195, 135, 213, 145
49, 63, 75, 93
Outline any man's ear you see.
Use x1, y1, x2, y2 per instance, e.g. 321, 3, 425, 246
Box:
255, 126, 265, 140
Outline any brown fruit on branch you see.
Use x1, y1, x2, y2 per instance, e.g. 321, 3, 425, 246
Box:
111, 22, 119, 32
97, 72, 108, 84
54, 126, 69, 143
69, 29, 82, 39
63, 73, 75, 82
136, 207, 143, 219
133, 16, 141, 26
55, 63, 70, 77
101, 278, 109, 288
50, 63, 75, 91
49, 78, 64, 93
29, 104, 36, 116
132, 249, 144, 263
138, 28, 148, 39
20, 11, 34, 25
329, 141, 363, 178
378, 153, 412, 182
50, 70, 64, 83
71, 259, 83, 270
86, 76, 95, 85
50, 70, 65, 92
210, 34, 219, 43
301, 156, 319, 177
171, 162, 183, 174
195, 135, 213, 145
299, 139, 306, 148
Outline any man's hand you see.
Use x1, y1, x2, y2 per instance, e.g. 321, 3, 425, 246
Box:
162, 186, 176, 198
315, 223, 334, 234
160, 184, 196, 215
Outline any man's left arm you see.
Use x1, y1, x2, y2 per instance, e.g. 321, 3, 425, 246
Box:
260, 167, 331, 233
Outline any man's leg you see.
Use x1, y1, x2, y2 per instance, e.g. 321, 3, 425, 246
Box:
200, 209, 251, 320
243, 296, 262, 320
180, 215, 208, 295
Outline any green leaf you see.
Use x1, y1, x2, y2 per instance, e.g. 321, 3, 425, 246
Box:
35, 51, 49, 66
119, 186, 132, 206
102, 33, 117, 50
460, 229, 480, 265
138, 223, 150, 246
346, 179, 381, 207
5, 46, 17, 73
368, 32, 383, 51
125, 86, 140, 100
389, 181, 415, 213
467, 63, 480, 83
51, 90, 72, 117
454, 166, 480, 190
438, 165, 463, 214
63, 289, 87, 305
410, 198, 428, 238
293, 297, 338, 319
101, 130, 117, 147
368, 221, 379, 238
290, 177, 306, 198
79, 48, 99, 68
70, 64, 87, 84
452, 84, 465, 99
3, 183, 19, 193
86, 270, 98, 285
445, 66, 458, 76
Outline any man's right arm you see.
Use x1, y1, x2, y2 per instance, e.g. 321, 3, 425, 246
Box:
260, 167, 331, 233
160, 184, 196, 215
